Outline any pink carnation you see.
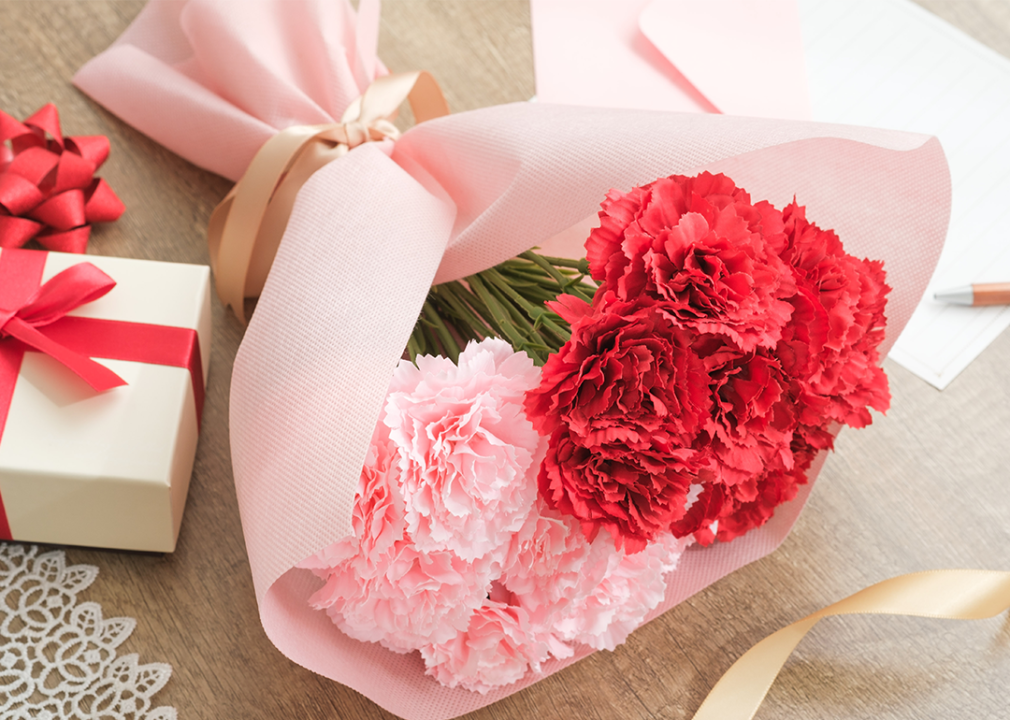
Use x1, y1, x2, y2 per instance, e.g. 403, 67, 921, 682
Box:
503, 503, 688, 653
384, 339, 543, 561
309, 542, 495, 652
301, 424, 495, 652
500, 498, 594, 625
551, 530, 687, 651
420, 600, 551, 694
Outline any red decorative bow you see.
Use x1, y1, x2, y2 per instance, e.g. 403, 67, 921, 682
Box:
0, 262, 127, 391
0, 104, 125, 254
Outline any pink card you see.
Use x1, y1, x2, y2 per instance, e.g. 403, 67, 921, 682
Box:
532, 0, 811, 120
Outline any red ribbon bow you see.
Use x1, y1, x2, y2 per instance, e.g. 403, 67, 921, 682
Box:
0, 104, 125, 253
0, 248, 205, 541
0, 261, 127, 392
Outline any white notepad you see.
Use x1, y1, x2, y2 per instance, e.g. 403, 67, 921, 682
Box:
799, 0, 1010, 388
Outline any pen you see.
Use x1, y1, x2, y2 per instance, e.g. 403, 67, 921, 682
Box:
934, 282, 1010, 306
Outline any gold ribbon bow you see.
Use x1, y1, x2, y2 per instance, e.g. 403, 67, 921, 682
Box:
207, 71, 449, 323
693, 569, 1010, 719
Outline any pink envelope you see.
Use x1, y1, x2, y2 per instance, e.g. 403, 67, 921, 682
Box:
531, 0, 811, 120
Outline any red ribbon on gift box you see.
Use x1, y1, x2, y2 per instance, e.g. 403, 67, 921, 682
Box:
0, 248, 205, 541
0, 104, 125, 253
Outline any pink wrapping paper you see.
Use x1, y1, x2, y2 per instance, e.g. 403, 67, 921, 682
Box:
74, 3, 951, 718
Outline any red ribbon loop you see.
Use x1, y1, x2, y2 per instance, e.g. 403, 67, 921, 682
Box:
0, 261, 126, 392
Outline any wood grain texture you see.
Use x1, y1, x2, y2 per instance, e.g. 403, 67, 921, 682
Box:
1, 1, 1008, 718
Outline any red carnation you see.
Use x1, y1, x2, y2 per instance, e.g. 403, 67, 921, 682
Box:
777, 202, 891, 429
695, 336, 798, 488
585, 172, 796, 352
672, 437, 817, 545
527, 172, 891, 551
525, 295, 710, 550
527, 294, 711, 449
538, 428, 696, 554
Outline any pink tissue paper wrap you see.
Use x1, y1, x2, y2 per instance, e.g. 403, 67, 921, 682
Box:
75, 2, 950, 718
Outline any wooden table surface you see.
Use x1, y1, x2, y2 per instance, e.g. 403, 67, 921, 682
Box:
2, 1, 1009, 718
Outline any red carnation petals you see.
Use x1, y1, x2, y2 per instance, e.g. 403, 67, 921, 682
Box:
526, 295, 712, 550
527, 172, 892, 550
538, 428, 695, 554
0, 103, 124, 253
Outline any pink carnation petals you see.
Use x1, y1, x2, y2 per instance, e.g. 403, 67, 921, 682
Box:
301, 423, 495, 651
384, 338, 543, 562
301, 338, 694, 691
420, 601, 550, 694
551, 530, 687, 651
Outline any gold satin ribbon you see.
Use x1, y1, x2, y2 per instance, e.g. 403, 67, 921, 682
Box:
208, 71, 449, 323
692, 569, 1010, 720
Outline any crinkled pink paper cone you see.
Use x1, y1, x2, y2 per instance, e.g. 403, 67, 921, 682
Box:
73, 3, 951, 718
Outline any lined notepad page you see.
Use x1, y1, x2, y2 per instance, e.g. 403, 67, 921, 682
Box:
798, 0, 1010, 389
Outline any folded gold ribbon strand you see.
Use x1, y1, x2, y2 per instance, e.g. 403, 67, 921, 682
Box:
692, 569, 1010, 720
208, 71, 449, 323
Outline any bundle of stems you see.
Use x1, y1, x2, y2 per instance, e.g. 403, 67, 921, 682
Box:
408, 250, 598, 365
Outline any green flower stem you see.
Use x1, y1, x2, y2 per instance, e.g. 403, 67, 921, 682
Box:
498, 262, 565, 288
411, 316, 430, 357
465, 274, 528, 350
407, 330, 423, 363
498, 267, 594, 305
518, 251, 595, 302
537, 255, 592, 274
426, 294, 478, 348
483, 280, 552, 363
517, 251, 569, 285
482, 268, 571, 344
496, 266, 564, 291
431, 284, 493, 340
411, 250, 600, 366
420, 317, 441, 359
444, 281, 505, 338
422, 300, 461, 362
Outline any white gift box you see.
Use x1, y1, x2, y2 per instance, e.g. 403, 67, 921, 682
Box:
0, 249, 211, 552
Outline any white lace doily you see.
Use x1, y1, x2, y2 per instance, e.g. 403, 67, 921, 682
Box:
0, 544, 176, 720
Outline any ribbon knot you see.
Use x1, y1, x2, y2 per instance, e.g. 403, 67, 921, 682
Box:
0, 261, 126, 392
207, 71, 449, 323
340, 117, 400, 149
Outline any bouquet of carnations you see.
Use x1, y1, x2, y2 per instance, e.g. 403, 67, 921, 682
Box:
74, 0, 950, 717
294, 169, 892, 692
